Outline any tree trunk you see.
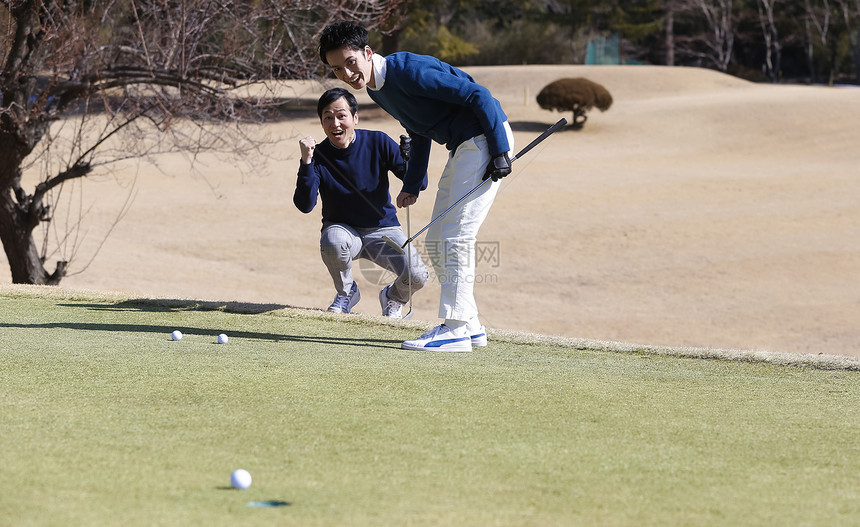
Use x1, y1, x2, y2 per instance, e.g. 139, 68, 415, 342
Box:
757, 0, 778, 82
0, 189, 64, 285
666, 8, 676, 66
853, 29, 860, 83
381, 28, 401, 55
804, 18, 818, 82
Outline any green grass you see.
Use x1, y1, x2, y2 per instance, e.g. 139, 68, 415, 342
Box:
2, 287, 859, 526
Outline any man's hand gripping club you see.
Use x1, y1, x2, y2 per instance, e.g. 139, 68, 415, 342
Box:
482, 152, 512, 182
396, 134, 418, 208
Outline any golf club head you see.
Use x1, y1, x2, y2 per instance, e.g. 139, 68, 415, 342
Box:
382, 235, 406, 255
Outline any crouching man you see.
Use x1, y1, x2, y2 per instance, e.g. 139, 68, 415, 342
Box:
294, 88, 429, 318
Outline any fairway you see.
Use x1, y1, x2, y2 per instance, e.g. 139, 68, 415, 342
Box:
2, 288, 859, 526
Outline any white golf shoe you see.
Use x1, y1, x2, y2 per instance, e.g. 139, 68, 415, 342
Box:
327, 282, 360, 314
379, 284, 404, 319
402, 324, 472, 352
469, 324, 488, 347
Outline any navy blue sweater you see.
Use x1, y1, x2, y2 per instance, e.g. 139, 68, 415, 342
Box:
294, 129, 425, 228
368, 52, 510, 195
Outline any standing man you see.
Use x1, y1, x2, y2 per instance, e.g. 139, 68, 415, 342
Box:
294, 87, 428, 318
319, 22, 515, 352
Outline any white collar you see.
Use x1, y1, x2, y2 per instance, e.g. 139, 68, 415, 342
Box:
331, 131, 357, 149
368, 53, 386, 91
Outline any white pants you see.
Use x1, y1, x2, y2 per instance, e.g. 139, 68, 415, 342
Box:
426, 121, 514, 322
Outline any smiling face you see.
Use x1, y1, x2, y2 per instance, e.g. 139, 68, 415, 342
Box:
325, 44, 375, 90
320, 96, 358, 149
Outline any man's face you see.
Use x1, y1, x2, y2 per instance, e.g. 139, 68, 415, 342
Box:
326, 45, 374, 90
320, 97, 358, 149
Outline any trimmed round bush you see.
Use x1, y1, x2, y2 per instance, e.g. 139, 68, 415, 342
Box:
536, 77, 613, 130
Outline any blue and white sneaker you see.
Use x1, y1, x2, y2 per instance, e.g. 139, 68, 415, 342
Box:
470, 325, 488, 347
327, 282, 360, 314
379, 284, 404, 319
402, 324, 472, 352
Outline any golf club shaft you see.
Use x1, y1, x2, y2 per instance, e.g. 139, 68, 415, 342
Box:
404, 205, 413, 319
510, 117, 567, 163
401, 117, 568, 247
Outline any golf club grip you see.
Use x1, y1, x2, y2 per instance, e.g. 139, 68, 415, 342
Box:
510, 118, 567, 163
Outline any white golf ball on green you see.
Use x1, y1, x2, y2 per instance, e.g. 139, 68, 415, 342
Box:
217, 333, 229, 344
231, 469, 252, 489
171, 330, 182, 341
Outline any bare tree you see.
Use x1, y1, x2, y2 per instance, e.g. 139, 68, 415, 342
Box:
676, 0, 736, 71
757, 0, 783, 81
803, 0, 833, 82
801, 0, 860, 83
666, 1, 677, 65
834, 0, 860, 81
0, 0, 403, 285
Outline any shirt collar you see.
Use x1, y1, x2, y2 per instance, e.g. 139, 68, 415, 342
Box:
369, 53, 386, 91
330, 130, 358, 150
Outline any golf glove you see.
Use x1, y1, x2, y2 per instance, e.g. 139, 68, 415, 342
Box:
399, 135, 411, 162
483, 152, 512, 181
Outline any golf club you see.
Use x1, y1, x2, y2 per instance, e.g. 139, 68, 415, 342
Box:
399, 134, 414, 320
403, 204, 413, 320
383, 117, 568, 255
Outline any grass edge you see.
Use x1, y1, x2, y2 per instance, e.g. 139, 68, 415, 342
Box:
3, 283, 858, 372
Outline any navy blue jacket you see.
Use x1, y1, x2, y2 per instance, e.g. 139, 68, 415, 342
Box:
368, 52, 510, 195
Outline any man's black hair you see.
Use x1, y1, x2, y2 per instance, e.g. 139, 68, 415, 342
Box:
317, 87, 359, 118
318, 21, 369, 65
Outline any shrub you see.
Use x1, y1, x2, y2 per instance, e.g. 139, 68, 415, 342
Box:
536, 78, 613, 130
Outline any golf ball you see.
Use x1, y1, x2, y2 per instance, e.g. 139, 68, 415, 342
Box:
231, 469, 252, 490
171, 330, 183, 341
217, 333, 229, 344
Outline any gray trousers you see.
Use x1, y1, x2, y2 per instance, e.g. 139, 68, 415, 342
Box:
320, 222, 429, 304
